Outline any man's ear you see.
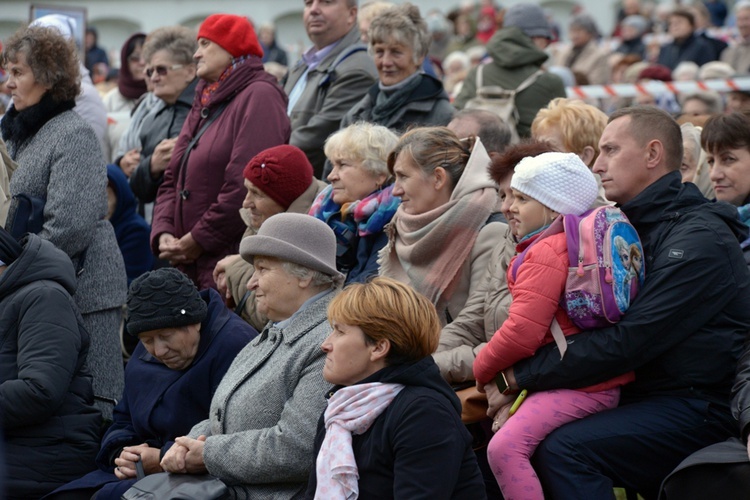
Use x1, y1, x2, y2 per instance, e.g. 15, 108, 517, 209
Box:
645, 139, 665, 170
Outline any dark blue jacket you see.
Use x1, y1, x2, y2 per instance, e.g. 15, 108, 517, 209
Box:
305, 357, 487, 499
50, 288, 257, 499
107, 164, 153, 284
2, 235, 102, 499
657, 33, 716, 70
346, 230, 389, 285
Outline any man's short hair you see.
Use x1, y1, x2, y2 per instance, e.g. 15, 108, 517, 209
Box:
609, 106, 683, 171
451, 109, 511, 154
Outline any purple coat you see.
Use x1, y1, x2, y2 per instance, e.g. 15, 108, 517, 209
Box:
151, 57, 290, 289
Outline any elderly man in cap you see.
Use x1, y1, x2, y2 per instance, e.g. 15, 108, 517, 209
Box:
160, 213, 342, 499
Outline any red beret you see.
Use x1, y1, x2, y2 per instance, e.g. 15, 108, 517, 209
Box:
243, 145, 314, 210
198, 14, 263, 59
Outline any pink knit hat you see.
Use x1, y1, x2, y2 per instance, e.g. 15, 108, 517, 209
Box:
198, 14, 264, 58
243, 145, 314, 210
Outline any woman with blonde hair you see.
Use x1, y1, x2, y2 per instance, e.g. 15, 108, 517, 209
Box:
305, 277, 486, 498
310, 122, 400, 284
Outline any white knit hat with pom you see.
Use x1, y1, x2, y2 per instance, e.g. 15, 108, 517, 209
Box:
511, 152, 598, 216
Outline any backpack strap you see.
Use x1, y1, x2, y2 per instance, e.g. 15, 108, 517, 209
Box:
319, 44, 368, 90
514, 69, 544, 94
476, 63, 485, 89
550, 318, 568, 359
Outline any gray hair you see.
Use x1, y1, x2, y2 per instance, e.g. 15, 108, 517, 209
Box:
736, 0, 750, 13
281, 261, 343, 288
143, 26, 198, 65
680, 122, 702, 164
369, 3, 431, 62
680, 91, 723, 115
451, 109, 511, 154
570, 14, 600, 37
324, 122, 399, 178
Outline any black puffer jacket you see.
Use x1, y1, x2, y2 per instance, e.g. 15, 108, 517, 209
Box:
515, 171, 750, 409
305, 356, 487, 499
0, 234, 102, 499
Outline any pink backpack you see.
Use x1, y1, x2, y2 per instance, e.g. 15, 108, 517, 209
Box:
511, 206, 645, 356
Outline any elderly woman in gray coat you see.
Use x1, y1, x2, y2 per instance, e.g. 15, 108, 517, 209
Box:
0, 25, 127, 421
160, 212, 342, 499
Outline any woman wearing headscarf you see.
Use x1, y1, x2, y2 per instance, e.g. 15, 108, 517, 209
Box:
1, 25, 128, 421
103, 33, 149, 158
0, 228, 102, 499
151, 14, 291, 290
341, 3, 454, 131
48, 268, 256, 500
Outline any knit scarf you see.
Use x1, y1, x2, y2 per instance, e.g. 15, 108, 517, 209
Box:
0, 94, 76, 151
738, 202, 750, 249
370, 72, 422, 124
379, 186, 496, 322
309, 184, 400, 257
200, 55, 250, 107
315, 382, 404, 500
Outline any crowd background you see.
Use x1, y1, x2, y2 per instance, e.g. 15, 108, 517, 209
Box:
2, 0, 750, 499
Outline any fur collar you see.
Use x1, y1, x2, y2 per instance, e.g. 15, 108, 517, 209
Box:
0, 95, 76, 148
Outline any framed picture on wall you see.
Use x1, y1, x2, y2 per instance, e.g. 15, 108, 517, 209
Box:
29, 4, 87, 59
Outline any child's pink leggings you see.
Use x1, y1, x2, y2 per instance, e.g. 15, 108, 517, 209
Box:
487, 388, 620, 500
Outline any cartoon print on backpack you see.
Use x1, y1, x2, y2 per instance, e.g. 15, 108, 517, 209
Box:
611, 224, 645, 312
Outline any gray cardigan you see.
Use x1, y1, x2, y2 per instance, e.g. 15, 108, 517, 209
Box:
189, 290, 335, 499
5, 109, 127, 315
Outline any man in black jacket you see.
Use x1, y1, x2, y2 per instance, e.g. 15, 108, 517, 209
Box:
499, 106, 750, 498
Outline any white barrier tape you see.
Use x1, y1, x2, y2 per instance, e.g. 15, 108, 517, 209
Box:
565, 77, 750, 99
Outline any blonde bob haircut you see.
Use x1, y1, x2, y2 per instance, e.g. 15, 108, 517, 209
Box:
327, 277, 440, 365
324, 122, 399, 179
368, 3, 431, 63
531, 98, 608, 163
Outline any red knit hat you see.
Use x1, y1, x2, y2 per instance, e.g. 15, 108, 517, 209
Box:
198, 14, 264, 59
243, 145, 314, 210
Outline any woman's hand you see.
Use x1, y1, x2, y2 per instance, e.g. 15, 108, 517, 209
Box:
161, 435, 208, 474
120, 149, 141, 178
114, 443, 163, 479
490, 398, 513, 433
159, 232, 203, 265
213, 254, 242, 299
150, 138, 177, 178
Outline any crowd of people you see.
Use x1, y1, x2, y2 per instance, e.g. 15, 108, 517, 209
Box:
2, 0, 750, 499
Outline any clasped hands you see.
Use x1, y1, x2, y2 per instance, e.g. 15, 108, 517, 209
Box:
477, 375, 516, 433
160, 435, 208, 474
158, 232, 203, 266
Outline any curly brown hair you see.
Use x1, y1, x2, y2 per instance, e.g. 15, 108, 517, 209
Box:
2, 25, 80, 103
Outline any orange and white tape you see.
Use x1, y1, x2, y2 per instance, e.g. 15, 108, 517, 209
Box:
565, 77, 750, 99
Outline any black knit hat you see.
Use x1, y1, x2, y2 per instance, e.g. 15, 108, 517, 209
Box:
126, 268, 207, 337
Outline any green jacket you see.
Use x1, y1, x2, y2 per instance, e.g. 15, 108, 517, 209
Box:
453, 26, 566, 138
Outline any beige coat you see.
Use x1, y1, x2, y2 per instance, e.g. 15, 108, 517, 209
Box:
554, 40, 611, 86
224, 180, 326, 330
721, 41, 750, 73
433, 224, 515, 384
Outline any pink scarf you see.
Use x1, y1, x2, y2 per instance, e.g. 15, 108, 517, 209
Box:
314, 382, 404, 499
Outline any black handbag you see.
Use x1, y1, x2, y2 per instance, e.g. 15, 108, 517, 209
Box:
120, 459, 229, 500
8, 193, 45, 239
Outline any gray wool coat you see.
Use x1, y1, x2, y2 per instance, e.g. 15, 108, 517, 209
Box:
5, 109, 128, 417
5, 109, 127, 315
188, 290, 335, 500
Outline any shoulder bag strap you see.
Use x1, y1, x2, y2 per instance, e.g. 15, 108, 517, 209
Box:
476, 63, 484, 89
177, 101, 230, 200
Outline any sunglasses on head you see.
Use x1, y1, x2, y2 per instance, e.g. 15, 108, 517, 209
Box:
145, 64, 184, 78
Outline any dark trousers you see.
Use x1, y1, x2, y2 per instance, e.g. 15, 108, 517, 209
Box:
531, 395, 735, 500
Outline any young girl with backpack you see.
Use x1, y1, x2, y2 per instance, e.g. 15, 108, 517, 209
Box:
473, 152, 636, 500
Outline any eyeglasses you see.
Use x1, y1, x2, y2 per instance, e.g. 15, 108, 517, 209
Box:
145, 64, 184, 78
